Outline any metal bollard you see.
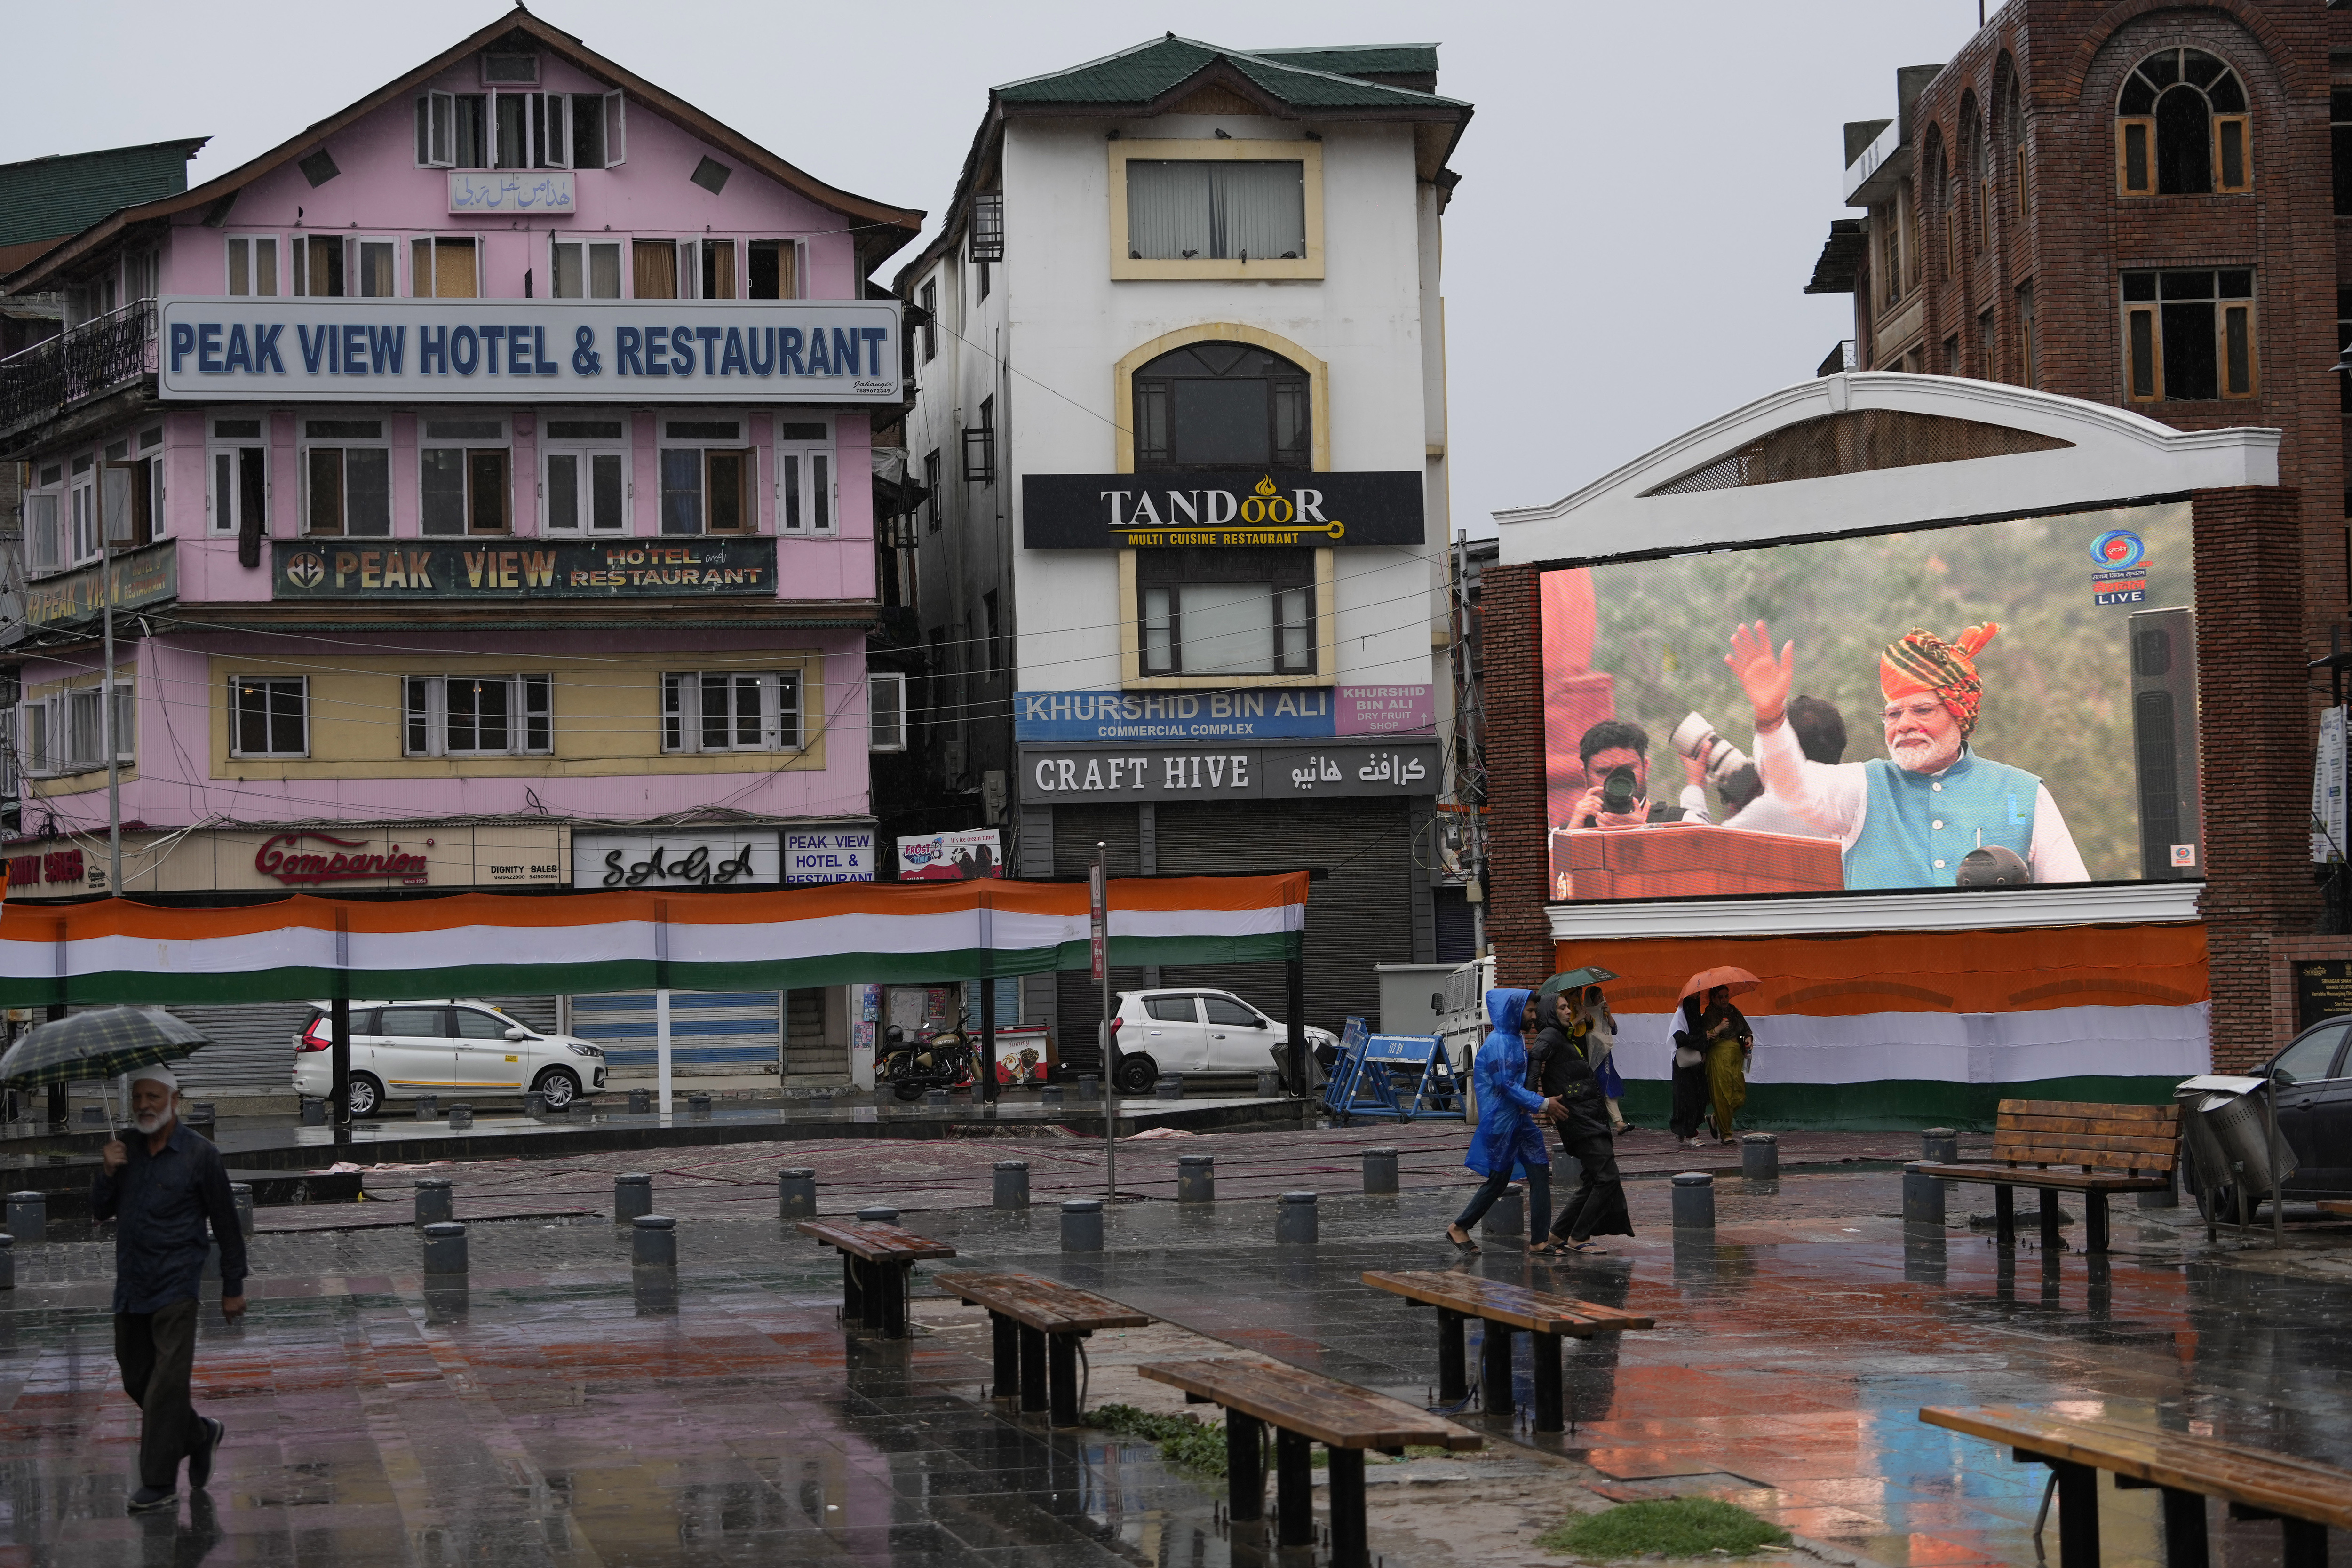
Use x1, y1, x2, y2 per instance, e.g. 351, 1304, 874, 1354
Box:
1480, 1185, 1523, 1243
614, 1173, 653, 1224
857, 1204, 899, 1225
524, 1090, 547, 1117
1177, 1154, 1215, 1203
421, 1221, 469, 1276
778, 1168, 817, 1219
1040, 1084, 1065, 1106
1276, 1190, 1319, 1245
1154, 1075, 1184, 1101
810, 1090, 834, 1111
1921, 1128, 1960, 1165
1256, 1070, 1279, 1098
872, 1082, 893, 1105
924, 1089, 950, 1109
1077, 1075, 1099, 1102
414, 1094, 438, 1121
1741, 1134, 1780, 1181
1902, 1168, 1947, 1226
688, 1093, 713, 1117
414, 1177, 453, 1227
1671, 1171, 1716, 1232
543, 1097, 570, 1117
628, 1088, 651, 1114
1061, 1197, 1103, 1252
5, 1193, 45, 1245
1362, 1147, 1399, 1195
993, 1160, 1029, 1210
0, 1234, 11, 1290
447, 1103, 475, 1130
631, 1213, 677, 1268
230, 1182, 254, 1237
300, 1097, 327, 1126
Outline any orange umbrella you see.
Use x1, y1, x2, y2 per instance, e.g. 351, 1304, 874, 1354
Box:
1679, 966, 1761, 1003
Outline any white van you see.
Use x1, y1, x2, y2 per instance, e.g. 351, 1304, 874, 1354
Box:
1435, 956, 1496, 1123
292, 999, 608, 1115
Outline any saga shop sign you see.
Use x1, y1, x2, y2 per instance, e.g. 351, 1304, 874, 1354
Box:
572, 830, 780, 889
273, 538, 774, 600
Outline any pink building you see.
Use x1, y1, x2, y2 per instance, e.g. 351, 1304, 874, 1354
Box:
0, 10, 923, 1090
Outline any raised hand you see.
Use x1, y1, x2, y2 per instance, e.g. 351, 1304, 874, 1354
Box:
1725, 620, 1795, 726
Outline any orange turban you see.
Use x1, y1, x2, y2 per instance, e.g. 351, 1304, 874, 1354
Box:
1880, 623, 1999, 737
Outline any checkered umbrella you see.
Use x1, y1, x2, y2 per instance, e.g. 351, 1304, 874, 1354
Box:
0, 1006, 211, 1090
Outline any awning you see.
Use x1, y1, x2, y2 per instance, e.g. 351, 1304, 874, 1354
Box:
1804, 218, 1866, 295
0, 874, 1307, 1008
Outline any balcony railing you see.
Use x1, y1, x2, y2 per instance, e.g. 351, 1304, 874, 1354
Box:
0, 299, 157, 439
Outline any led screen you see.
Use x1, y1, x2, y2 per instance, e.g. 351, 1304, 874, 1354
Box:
1539, 501, 2200, 901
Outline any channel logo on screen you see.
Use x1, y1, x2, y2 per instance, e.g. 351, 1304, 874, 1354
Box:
2089, 529, 2146, 569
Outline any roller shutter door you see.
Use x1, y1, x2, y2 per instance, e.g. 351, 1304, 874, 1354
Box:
1052, 806, 1146, 1076
569, 990, 780, 1071
486, 995, 560, 1035
1153, 798, 1415, 1035
164, 1003, 316, 1095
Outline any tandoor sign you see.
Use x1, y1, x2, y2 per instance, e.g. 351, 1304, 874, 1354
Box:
1022, 470, 1424, 549
23, 542, 179, 629
272, 538, 775, 599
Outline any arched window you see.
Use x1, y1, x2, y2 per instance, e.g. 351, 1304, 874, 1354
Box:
2001, 68, 2028, 220
2117, 48, 2249, 196
1922, 130, 1952, 279
1131, 342, 1311, 472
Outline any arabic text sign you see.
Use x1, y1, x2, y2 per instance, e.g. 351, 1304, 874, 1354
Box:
1022, 470, 1424, 549
1017, 742, 1440, 803
157, 297, 902, 403
273, 538, 774, 599
450, 170, 576, 213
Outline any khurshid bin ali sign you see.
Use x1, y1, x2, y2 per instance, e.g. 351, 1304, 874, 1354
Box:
1023, 470, 1423, 549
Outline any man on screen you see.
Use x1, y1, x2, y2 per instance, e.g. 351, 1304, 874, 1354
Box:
1724, 619, 2089, 889
1568, 719, 1690, 828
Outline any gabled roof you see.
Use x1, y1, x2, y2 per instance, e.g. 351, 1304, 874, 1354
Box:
1, 8, 922, 296
0, 138, 208, 277
1249, 45, 1439, 91
997, 35, 1465, 112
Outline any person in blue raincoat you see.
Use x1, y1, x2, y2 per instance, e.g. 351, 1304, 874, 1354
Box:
1446, 989, 1566, 1254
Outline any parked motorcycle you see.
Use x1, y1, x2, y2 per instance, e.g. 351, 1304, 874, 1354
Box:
876, 1018, 977, 1101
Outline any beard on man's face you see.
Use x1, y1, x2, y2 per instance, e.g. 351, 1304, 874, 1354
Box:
133, 1108, 168, 1133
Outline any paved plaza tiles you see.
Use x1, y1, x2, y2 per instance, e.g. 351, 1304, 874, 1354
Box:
2, 1125, 2348, 1567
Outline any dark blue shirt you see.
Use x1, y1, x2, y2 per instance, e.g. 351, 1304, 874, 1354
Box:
90, 1121, 247, 1314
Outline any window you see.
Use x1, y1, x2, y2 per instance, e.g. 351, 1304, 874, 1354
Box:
1132, 342, 1311, 471
542, 416, 628, 533
699, 239, 737, 300
660, 671, 802, 753
403, 674, 552, 757
293, 235, 345, 297
70, 454, 96, 563
918, 279, 938, 361
570, 92, 621, 169
420, 417, 510, 536
775, 420, 833, 533
231, 677, 308, 758
969, 191, 1004, 262
1138, 548, 1315, 677
2334, 90, 2352, 215
105, 432, 164, 550
2017, 281, 2037, 389
2009, 87, 2029, 221
1145, 995, 1198, 1024
2118, 48, 2249, 196
1876, 201, 1902, 309
2122, 269, 2257, 401
748, 240, 802, 301
301, 418, 391, 536
657, 418, 753, 533
209, 417, 268, 547
531, 92, 569, 168
24, 463, 62, 575
2339, 289, 2352, 414
963, 397, 996, 484
869, 670, 906, 751
633, 239, 681, 300
411, 236, 478, 298
551, 239, 621, 299
1127, 160, 1304, 262
25, 681, 135, 774
1942, 333, 1961, 375
1202, 995, 1264, 1028
226, 236, 279, 296
983, 590, 1002, 678
1977, 308, 1995, 380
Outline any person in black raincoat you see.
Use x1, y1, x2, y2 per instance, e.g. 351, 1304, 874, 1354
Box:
1529, 987, 1631, 1253
1669, 994, 1712, 1148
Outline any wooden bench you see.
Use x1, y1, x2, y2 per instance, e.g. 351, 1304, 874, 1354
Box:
795, 1219, 956, 1337
1922, 1405, 2352, 1568
1361, 1270, 1654, 1432
1907, 1099, 2180, 1254
936, 1271, 1151, 1426
1141, 1357, 1478, 1568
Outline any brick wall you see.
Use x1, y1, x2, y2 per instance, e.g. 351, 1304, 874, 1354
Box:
1478, 561, 1552, 990
2193, 485, 2320, 1067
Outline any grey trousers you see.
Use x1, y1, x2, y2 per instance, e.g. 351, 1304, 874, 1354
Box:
115, 1298, 203, 1490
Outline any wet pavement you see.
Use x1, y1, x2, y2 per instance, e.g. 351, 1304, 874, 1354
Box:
4, 1122, 2349, 1567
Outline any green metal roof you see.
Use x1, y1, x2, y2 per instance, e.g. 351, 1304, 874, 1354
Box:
0, 138, 208, 249
995, 36, 1463, 110
1248, 45, 1439, 80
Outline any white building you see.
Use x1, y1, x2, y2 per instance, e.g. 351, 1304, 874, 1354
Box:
888, 38, 1474, 1070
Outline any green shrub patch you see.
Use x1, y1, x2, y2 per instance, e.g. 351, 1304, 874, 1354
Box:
1089, 1403, 1229, 1476
1536, 1498, 1791, 1560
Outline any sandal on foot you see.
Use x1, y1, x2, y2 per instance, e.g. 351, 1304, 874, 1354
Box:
1527, 1239, 1562, 1255
1446, 1226, 1480, 1255
1561, 1240, 1603, 1254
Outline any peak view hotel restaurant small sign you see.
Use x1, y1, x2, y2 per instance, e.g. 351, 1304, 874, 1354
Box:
1023, 470, 1424, 549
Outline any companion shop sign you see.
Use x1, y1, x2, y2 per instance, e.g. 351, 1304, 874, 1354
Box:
157, 297, 901, 403
1022, 470, 1423, 549
272, 538, 774, 600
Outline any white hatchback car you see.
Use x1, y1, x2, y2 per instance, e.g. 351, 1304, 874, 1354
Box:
293, 999, 608, 1116
1106, 988, 1339, 1095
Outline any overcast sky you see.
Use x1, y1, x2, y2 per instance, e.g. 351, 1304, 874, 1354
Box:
5, 0, 1979, 535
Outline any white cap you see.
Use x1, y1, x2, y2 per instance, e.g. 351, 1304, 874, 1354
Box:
128, 1064, 179, 1092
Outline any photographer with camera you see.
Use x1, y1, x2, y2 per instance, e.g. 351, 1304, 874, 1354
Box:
1568, 720, 1689, 829
1673, 698, 1848, 836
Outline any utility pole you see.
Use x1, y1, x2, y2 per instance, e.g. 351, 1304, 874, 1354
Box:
1093, 843, 1115, 1203
101, 518, 119, 895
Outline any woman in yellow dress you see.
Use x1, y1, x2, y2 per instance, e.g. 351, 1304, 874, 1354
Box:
1695, 984, 1753, 1143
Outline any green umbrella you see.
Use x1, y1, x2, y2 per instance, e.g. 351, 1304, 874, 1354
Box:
0, 1008, 212, 1125
1532, 965, 1621, 1019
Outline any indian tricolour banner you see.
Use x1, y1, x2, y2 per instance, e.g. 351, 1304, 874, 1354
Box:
0, 874, 1306, 1008
1560, 923, 2210, 1129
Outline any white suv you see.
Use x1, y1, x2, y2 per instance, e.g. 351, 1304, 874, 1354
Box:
293, 1000, 608, 1116
1107, 988, 1339, 1095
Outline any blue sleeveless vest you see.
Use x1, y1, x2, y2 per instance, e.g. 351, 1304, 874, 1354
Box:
1844, 746, 2039, 890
